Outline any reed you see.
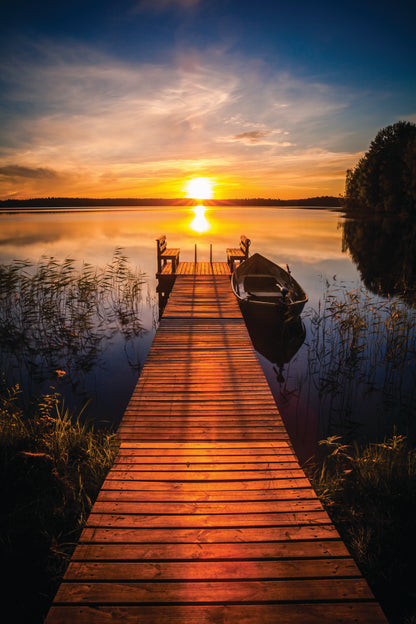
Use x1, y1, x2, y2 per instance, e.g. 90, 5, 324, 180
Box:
0, 248, 147, 393
0, 382, 118, 622
287, 283, 416, 621
303, 281, 416, 441
306, 434, 416, 624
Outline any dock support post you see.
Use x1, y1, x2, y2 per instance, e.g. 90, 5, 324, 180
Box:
210, 243, 213, 264
194, 243, 197, 264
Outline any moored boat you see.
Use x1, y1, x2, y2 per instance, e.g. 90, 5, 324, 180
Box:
231, 253, 308, 321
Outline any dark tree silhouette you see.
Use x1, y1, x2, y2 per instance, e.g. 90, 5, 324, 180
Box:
345, 121, 416, 214
342, 213, 416, 301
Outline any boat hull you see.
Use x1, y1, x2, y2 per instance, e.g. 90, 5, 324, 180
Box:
231, 253, 307, 322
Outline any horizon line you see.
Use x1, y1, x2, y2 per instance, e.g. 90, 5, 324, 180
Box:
0, 195, 343, 207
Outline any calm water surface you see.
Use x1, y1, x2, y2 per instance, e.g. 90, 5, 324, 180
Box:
1, 206, 414, 463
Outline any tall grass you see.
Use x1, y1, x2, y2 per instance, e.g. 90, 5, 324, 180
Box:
279, 282, 416, 620
0, 248, 147, 390
0, 250, 149, 621
307, 434, 416, 624
0, 382, 118, 623
304, 282, 416, 441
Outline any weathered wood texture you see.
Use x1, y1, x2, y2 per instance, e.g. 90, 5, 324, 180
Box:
226, 235, 251, 271
46, 271, 388, 623
156, 235, 180, 273
160, 261, 231, 276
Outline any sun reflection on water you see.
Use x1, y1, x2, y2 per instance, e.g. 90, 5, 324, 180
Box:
190, 205, 210, 233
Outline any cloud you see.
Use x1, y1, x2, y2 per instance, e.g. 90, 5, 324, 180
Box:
133, 0, 201, 12
223, 129, 293, 147
0, 165, 60, 180
0, 41, 368, 198
232, 130, 274, 144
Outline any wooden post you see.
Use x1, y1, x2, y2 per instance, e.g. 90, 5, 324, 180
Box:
194, 243, 197, 264
210, 243, 213, 264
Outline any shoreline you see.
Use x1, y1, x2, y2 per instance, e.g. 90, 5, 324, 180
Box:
0, 196, 342, 209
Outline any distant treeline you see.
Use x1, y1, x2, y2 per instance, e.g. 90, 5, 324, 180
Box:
0, 196, 342, 208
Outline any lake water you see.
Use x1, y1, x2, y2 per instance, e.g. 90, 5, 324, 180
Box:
1, 205, 415, 463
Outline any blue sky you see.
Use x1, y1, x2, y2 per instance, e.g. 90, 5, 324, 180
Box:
1, 0, 415, 199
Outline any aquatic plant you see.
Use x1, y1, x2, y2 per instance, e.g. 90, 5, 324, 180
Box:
303, 282, 416, 442
0, 382, 118, 622
0, 248, 147, 396
307, 434, 416, 624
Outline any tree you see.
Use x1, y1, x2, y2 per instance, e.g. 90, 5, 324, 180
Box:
345, 121, 416, 214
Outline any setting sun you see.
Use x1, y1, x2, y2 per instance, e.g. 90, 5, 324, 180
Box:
185, 177, 214, 200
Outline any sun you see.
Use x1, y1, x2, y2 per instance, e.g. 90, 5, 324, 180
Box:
185, 177, 214, 200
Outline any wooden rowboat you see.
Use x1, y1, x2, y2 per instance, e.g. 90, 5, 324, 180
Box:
231, 253, 308, 321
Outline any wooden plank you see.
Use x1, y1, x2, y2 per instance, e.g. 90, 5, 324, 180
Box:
99, 478, 312, 491
71, 539, 351, 561
113, 430, 289, 442
46, 603, 388, 624
80, 525, 340, 543
109, 457, 299, 472
116, 435, 293, 442
115, 431, 292, 439
91, 499, 324, 514
119, 442, 292, 451
96, 487, 319, 502
46, 269, 388, 624
159, 262, 231, 277
102, 469, 306, 481
65, 558, 361, 581
163, 275, 241, 319
54, 578, 374, 603
115, 452, 296, 460
117, 441, 293, 449
118, 420, 291, 428
85, 510, 331, 528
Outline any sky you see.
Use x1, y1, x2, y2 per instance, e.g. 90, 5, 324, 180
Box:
0, 0, 415, 200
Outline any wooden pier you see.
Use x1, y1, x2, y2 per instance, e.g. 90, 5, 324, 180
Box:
46, 260, 388, 623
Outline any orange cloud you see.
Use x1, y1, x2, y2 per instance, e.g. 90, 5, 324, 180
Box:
0, 43, 369, 199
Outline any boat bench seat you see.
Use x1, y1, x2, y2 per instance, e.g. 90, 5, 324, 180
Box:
227, 235, 251, 271
156, 235, 180, 274
244, 275, 282, 296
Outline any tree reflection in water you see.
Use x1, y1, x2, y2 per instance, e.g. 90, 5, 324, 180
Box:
342, 213, 416, 303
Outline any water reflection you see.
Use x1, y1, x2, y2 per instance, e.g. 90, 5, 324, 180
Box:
342, 213, 416, 302
0, 251, 158, 423
0, 207, 349, 277
189, 205, 210, 233
243, 308, 306, 382
3, 206, 414, 462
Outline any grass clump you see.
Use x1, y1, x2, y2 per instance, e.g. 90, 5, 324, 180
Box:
304, 283, 416, 440
0, 383, 118, 623
0, 249, 147, 391
307, 434, 416, 623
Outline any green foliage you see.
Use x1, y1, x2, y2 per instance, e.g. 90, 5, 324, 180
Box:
345, 121, 416, 214
0, 384, 118, 623
307, 434, 416, 623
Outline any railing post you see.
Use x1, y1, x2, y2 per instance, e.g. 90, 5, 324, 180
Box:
210, 243, 212, 264
194, 243, 197, 264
